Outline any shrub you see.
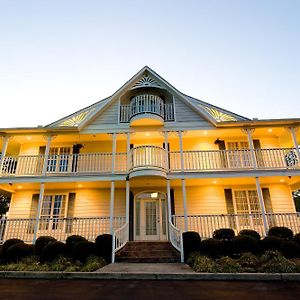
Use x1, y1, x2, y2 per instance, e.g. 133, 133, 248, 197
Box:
48, 256, 79, 271
35, 236, 56, 256
268, 226, 293, 241
259, 250, 296, 273
182, 231, 201, 262
41, 241, 66, 262
2, 239, 24, 256
231, 235, 259, 255
218, 256, 243, 273
213, 228, 235, 241
187, 253, 221, 273
238, 253, 259, 271
81, 255, 106, 272
280, 241, 300, 259
200, 238, 224, 258
260, 236, 283, 252
239, 229, 261, 241
5, 243, 34, 263
66, 235, 87, 255
293, 233, 300, 246
72, 241, 96, 263
95, 234, 113, 263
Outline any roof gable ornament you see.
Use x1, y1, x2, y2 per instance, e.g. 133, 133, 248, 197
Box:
131, 74, 161, 89
200, 104, 237, 122
58, 107, 96, 127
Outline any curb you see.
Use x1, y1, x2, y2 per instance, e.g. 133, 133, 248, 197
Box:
0, 271, 300, 281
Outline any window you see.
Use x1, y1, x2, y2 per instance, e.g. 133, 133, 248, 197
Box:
47, 147, 71, 172
227, 141, 252, 168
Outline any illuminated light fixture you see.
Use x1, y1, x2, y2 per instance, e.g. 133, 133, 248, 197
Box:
77, 184, 83, 188
213, 181, 217, 184
17, 186, 22, 189
203, 131, 208, 135
145, 132, 150, 136
280, 179, 285, 182
151, 192, 158, 198
26, 136, 31, 140
268, 129, 273, 132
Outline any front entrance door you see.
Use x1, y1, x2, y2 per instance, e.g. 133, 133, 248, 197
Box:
134, 192, 167, 241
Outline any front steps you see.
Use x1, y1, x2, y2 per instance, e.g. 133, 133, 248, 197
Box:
115, 241, 180, 263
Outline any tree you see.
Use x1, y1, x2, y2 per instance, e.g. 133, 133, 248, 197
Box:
0, 194, 10, 218
293, 190, 300, 212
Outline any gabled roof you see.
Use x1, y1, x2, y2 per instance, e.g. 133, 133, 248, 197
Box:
46, 66, 249, 128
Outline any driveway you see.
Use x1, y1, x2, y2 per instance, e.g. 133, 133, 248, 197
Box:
0, 279, 299, 300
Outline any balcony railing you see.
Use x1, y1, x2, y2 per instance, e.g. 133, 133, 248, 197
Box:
0, 216, 125, 244
0, 147, 298, 177
173, 212, 300, 238
120, 95, 174, 122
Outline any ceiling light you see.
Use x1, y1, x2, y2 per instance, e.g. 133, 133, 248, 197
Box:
151, 192, 158, 198
145, 133, 150, 136
17, 186, 22, 189
77, 184, 83, 188
268, 129, 273, 132
213, 181, 217, 184
280, 179, 284, 182
26, 136, 31, 140
203, 131, 208, 135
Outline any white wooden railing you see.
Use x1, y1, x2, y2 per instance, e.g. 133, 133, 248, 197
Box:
129, 146, 167, 171
0, 216, 125, 244
169, 220, 184, 262
173, 212, 300, 238
112, 222, 129, 263
0, 148, 298, 177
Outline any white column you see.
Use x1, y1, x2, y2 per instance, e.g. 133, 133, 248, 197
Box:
111, 133, 117, 174
181, 178, 188, 232
164, 131, 169, 172
245, 128, 257, 168
167, 179, 172, 223
109, 181, 115, 234
42, 135, 53, 175
0, 136, 10, 174
33, 183, 45, 243
178, 131, 184, 172
125, 179, 130, 224
126, 132, 131, 172
255, 177, 269, 236
289, 127, 300, 161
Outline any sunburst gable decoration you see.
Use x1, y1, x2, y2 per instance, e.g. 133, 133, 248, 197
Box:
58, 108, 95, 127
132, 74, 161, 89
200, 105, 237, 122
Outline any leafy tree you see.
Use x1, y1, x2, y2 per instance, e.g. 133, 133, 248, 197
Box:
293, 190, 300, 212
0, 194, 10, 217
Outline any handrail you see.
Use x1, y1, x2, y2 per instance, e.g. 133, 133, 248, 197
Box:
112, 222, 129, 263
169, 220, 184, 263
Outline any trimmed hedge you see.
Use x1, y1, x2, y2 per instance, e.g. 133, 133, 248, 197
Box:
239, 229, 261, 241
66, 235, 87, 254
95, 234, 113, 263
213, 228, 235, 241
260, 236, 283, 252
268, 226, 293, 241
231, 235, 259, 255
5, 243, 34, 263
2, 239, 24, 256
293, 233, 300, 246
72, 241, 96, 263
182, 231, 201, 262
280, 241, 300, 259
200, 238, 223, 258
41, 241, 66, 262
35, 236, 57, 256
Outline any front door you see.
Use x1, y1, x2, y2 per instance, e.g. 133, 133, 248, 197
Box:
134, 192, 167, 241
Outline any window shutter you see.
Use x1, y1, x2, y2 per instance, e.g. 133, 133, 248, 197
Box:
28, 194, 39, 234
224, 189, 236, 228
66, 193, 76, 233
218, 140, 227, 168
39, 146, 46, 155
262, 188, 273, 213
170, 188, 175, 216
129, 191, 134, 241
218, 140, 226, 150
253, 139, 264, 167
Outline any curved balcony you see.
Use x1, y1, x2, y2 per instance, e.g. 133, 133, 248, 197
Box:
128, 145, 167, 178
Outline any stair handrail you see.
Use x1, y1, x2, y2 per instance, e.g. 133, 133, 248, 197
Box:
112, 222, 129, 263
168, 220, 184, 263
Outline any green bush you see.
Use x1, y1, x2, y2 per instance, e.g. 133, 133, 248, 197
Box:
260, 236, 283, 252
95, 234, 113, 263
268, 226, 293, 241
48, 256, 80, 271
237, 253, 259, 271
41, 241, 66, 262
218, 256, 243, 273
187, 253, 221, 273
213, 228, 235, 241
259, 250, 296, 273
292, 233, 300, 246
280, 241, 300, 259
66, 235, 87, 255
5, 243, 34, 263
231, 235, 259, 256
200, 238, 223, 258
35, 236, 56, 256
81, 255, 106, 272
239, 229, 261, 241
72, 241, 96, 263
182, 231, 201, 262
2, 239, 24, 256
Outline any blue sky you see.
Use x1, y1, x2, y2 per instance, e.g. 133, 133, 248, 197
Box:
0, 0, 299, 127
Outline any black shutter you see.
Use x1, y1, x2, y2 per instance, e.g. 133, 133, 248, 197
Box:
129, 191, 134, 241
262, 188, 272, 213
66, 193, 76, 233
72, 144, 83, 172
253, 139, 264, 167
224, 189, 235, 228
28, 194, 39, 234
170, 188, 175, 216
218, 140, 227, 168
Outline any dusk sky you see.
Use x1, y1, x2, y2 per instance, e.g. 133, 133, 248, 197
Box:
0, 0, 299, 128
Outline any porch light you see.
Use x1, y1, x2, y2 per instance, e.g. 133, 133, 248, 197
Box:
77, 184, 83, 187
151, 192, 158, 198
203, 131, 208, 135
145, 132, 150, 136
26, 136, 31, 140
17, 186, 22, 189
213, 181, 217, 184
268, 129, 273, 132
280, 179, 285, 182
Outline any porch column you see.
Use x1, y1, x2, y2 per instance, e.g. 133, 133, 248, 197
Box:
0, 136, 10, 174
33, 183, 45, 243
289, 127, 300, 161
111, 133, 117, 174
245, 128, 257, 168
109, 181, 115, 234
42, 135, 54, 175
178, 131, 185, 172
255, 177, 269, 236
166, 179, 172, 223
181, 178, 188, 232
164, 131, 169, 172
125, 179, 130, 224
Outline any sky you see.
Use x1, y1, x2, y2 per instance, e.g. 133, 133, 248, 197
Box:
0, 0, 299, 128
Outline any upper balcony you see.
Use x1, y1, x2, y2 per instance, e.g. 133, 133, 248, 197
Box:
120, 94, 175, 125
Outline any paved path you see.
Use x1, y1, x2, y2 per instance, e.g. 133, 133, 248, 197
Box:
0, 279, 300, 300
97, 263, 196, 273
